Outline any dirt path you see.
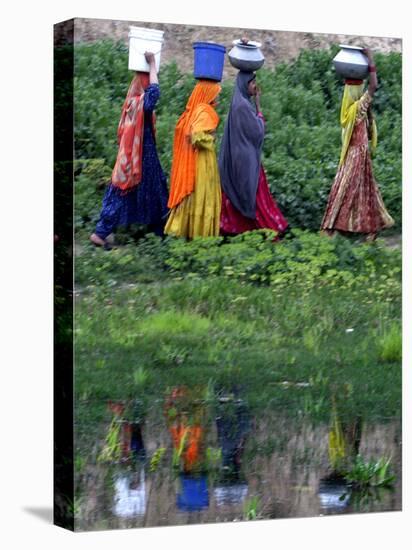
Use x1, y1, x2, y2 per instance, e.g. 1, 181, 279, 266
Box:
382, 233, 402, 249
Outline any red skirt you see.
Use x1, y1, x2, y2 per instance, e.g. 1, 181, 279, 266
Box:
220, 166, 288, 235
320, 122, 394, 234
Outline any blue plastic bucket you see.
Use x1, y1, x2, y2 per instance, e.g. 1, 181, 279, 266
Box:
177, 474, 209, 512
193, 42, 226, 81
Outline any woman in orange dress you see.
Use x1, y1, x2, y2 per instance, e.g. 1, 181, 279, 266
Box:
164, 386, 206, 474
320, 49, 394, 240
165, 80, 222, 238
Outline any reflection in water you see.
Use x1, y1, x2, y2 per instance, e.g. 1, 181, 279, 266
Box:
164, 386, 252, 511
214, 483, 248, 507
77, 393, 400, 530
113, 469, 146, 518
321, 390, 397, 515
130, 422, 146, 460
214, 393, 251, 507
112, 417, 147, 519
328, 388, 362, 475
323, 392, 360, 514
97, 401, 149, 520
177, 474, 209, 512
216, 395, 250, 471
164, 387, 210, 512
164, 386, 207, 474
99, 401, 147, 464
318, 478, 351, 514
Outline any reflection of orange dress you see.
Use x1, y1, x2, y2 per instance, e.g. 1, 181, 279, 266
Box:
170, 425, 203, 471
321, 92, 394, 233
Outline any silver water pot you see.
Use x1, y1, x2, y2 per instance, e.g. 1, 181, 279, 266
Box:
228, 39, 265, 72
333, 44, 369, 80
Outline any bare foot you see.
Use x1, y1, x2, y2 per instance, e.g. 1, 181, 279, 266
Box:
365, 232, 377, 242
90, 233, 106, 247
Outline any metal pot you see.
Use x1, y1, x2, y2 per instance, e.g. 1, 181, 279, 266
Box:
333, 44, 369, 80
228, 39, 265, 72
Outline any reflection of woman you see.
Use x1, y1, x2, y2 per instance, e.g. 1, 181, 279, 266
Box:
216, 395, 250, 473
90, 53, 168, 247
214, 393, 250, 506
165, 80, 222, 238
320, 49, 394, 240
219, 71, 288, 236
164, 387, 206, 473
113, 469, 146, 518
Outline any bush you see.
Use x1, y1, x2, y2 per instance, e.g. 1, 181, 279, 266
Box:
74, 159, 112, 232
76, 228, 401, 309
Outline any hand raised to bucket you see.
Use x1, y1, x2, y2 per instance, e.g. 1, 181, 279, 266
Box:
144, 51, 156, 64
144, 51, 159, 85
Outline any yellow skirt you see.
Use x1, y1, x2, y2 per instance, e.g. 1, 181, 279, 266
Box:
165, 139, 221, 239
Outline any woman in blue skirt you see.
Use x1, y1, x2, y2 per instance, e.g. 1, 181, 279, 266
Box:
90, 52, 168, 247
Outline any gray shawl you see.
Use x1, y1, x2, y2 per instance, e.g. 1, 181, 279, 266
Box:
218, 71, 265, 219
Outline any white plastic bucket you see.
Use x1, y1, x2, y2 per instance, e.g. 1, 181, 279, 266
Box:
128, 26, 164, 73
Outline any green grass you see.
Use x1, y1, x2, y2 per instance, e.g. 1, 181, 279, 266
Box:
74, 257, 401, 452
345, 456, 396, 489
68, 38, 402, 514
378, 323, 402, 362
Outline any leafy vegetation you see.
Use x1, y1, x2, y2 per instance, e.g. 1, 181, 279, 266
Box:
74, 230, 401, 455
345, 456, 395, 489
72, 39, 402, 522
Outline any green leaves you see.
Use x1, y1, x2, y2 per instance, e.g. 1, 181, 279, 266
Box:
161, 229, 401, 301
97, 418, 122, 463
378, 323, 402, 362
149, 447, 166, 473
244, 496, 260, 520
344, 455, 396, 489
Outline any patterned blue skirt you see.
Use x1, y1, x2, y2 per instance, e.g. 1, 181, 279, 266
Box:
95, 96, 168, 238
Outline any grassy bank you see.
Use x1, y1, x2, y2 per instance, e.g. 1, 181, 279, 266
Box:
74, 231, 401, 459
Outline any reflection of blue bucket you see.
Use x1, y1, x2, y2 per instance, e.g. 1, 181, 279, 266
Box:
193, 42, 226, 82
177, 474, 209, 512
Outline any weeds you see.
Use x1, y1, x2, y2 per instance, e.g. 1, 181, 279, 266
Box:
378, 323, 402, 362
345, 456, 395, 489
244, 496, 260, 520
149, 448, 166, 473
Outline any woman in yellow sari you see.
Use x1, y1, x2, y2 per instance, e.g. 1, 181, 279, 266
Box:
321, 48, 394, 240
165, 80, 222, 238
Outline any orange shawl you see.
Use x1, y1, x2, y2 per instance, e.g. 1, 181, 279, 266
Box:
167, 80, 221, 209
111, 72, 151, 192
170, 425, 204, 471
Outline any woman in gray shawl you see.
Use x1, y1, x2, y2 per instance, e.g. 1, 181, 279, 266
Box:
219, 71, 288, 235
